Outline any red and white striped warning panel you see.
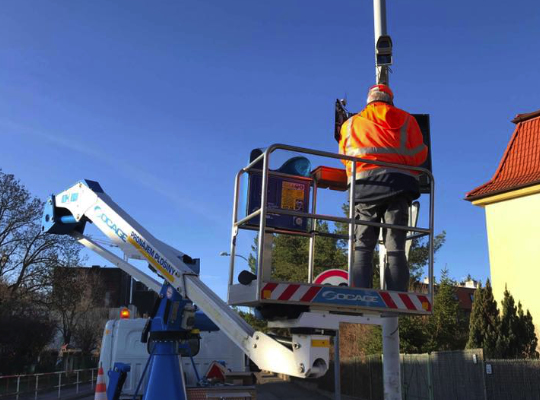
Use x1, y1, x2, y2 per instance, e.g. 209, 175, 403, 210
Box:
313, 269, 348, 286
261, 282, 431, 313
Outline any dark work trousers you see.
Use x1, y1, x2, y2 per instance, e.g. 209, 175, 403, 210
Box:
352, 195, 410, 291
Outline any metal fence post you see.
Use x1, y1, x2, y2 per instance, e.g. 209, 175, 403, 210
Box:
57, 372, 61, 399
35, 375, 39, 400
481, 354, 488, 400
400, 354, 404, 396
76, 370, 80, 393
334, 330, 341, 400
368, 356, 373, 400
427, 353, 434, 400
16, 376, 21, 400
91, 369, 95, 389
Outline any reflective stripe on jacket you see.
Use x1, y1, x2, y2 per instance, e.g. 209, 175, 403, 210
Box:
338, 102, 428, 180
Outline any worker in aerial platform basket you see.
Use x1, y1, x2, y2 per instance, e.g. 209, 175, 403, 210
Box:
338, 84, 428, 292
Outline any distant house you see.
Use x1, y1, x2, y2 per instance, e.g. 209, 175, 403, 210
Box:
465, 109, 540, 342
454, 279, 478, 319
419, 278, 478, 319
53, 265, 158, 317
50, 266, 158, 370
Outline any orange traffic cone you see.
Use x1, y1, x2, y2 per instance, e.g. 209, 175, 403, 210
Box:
94, 364, 107, 400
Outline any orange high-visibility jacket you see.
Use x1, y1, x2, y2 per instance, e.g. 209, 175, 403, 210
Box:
339, 102, 428, 180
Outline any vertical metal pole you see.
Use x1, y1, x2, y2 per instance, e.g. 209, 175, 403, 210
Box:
129, 277, 134, 304
76, 370, 80, 394
16, 376, 20, 400
427, 353, 434, 400
256, 152, 271, 298
373, 0, 387, 36
35, 375, 38, 400
334, 331, 342, 400
368, 358, 373, 400
379, 234, 387, 290
307, 180, 318, 283
91, 369, 94, 389
481, 354, 488, 400
228, 171, 242, 295
400, 354, 404, 394
261, 233, 274, 281
428, 178, 435, 306
382, 317, 401, 400
373, 0, 389, 85
124, 253, 133, 304
57, 373, 61, 399
347, 161, 356, 286
379, 175, 402, 400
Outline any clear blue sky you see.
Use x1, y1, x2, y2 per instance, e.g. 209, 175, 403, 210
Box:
2, 1, 539, 298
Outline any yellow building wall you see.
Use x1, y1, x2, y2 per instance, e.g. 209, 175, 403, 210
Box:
482, 192, 540, 341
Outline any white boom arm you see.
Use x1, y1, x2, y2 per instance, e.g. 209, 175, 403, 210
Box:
43, 180, 329, 378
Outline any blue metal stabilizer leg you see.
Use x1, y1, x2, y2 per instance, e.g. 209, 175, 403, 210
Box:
141, 284, 193, 400
144, 342, 187, 399
107, 363, 131, 400
138, 283, 218, 399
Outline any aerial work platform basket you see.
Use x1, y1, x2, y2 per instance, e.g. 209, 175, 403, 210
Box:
227, 144, 435, 317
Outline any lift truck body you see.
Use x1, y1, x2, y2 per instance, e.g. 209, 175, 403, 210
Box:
42, 174, 337, 399
42, 140, 433, 400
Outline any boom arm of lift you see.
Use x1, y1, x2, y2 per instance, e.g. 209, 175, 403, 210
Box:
42, 180, 329, 378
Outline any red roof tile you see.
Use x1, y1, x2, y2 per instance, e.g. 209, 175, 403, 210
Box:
465, 110, 540, 201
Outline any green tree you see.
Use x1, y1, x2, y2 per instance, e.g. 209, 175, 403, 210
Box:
72, 307, 109, 365
359, 315, 432, 355
0, 170, 81, 298
407, 232, 446, 283
0, 170, 84, 373
516, 304, 539, 359
273, 221, 346, 282
358, 325, 382, 355
49, 267, 105, 346
236, 308, 268, 332
248, 221, 347, 283
466, 279, 499, 357
425, 269, 468, 351
496, 287, 539, 359
467, 283, 538, 359
360, 269, 468, 355
496, 287, 520, 358
0, 293, 56, 374
399, 315, 430, 353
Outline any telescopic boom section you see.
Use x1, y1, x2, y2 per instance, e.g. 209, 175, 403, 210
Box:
42, 179, 330, 378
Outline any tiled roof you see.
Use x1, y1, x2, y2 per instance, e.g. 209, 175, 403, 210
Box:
465, 110, 540, 201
